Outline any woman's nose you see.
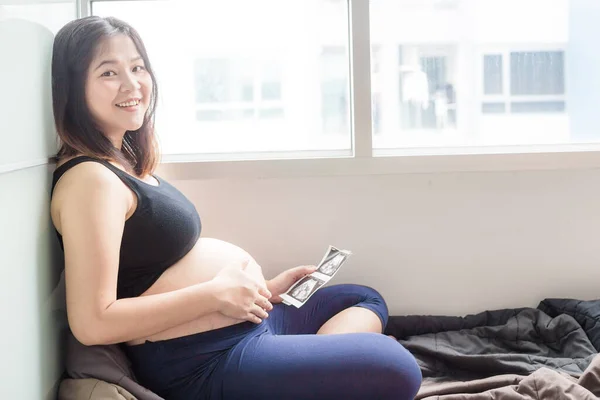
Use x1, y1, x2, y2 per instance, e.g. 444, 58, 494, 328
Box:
120, 72, 141, 92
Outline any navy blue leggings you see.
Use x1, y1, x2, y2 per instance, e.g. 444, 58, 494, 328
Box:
126, 284, 422, 400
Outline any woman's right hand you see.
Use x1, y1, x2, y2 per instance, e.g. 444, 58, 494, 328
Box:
212, 260, 274, 324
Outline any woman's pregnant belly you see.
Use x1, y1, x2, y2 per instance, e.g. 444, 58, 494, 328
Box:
126, 237, 267, 345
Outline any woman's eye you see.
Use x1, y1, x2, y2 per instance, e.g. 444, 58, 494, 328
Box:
133, 66, 146, 73
101, 71, 115, 77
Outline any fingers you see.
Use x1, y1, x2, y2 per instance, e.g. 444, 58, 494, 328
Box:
241, 262, 271, 299
250, 304, 269, 321
245, 293, 272, 324
297, 265, 317, 274
291, 265, 317, 280
242, 299, 271, 324
247, 314, 262, 324
257, 285, 272, 300
255, 295, 273, 311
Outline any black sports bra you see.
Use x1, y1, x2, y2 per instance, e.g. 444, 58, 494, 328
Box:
51, 156, 202, 299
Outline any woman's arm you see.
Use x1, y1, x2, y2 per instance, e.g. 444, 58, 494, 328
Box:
57, 163, 270, 346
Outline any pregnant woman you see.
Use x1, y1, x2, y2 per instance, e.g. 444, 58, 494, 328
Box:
50, 15, 422, 400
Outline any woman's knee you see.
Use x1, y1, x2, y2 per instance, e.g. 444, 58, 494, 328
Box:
315, 283, 390, 330
320, 333, 422, 399
387, 341, 422, 399
373, 336, 422, 399
347, 284, 389, 328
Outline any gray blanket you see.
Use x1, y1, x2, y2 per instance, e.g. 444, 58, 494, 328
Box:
385, 299, 600, 399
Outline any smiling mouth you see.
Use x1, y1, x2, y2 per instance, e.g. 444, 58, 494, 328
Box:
115, 99, 141, 108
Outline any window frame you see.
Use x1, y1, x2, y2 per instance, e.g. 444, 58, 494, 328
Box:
80, 0, 600, 180
478, 44, 567, 115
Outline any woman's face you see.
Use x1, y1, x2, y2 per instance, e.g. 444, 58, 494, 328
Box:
85, 34, 152, 143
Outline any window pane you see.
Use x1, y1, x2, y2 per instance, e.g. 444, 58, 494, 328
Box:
194, 58, 254, 103
92, 0, 350, 156
510, 51, 565, 95
511, 101, 566, 113
370, 0, 593, 150
260, 61, 282, 101
482, 103, 506, 114
483, 55, 503, 95
261, 82, 282, 101
321, 47, 349, 134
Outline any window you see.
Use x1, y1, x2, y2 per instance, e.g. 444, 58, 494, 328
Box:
369, 0, 594, 150
483, 55, 503, 95
90, 0, 600, 160
510, 51, 564, 96
482, 50, 565, 115
92, 0, 350, 156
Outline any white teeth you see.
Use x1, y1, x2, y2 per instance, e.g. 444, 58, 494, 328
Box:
116, 99, 140, 107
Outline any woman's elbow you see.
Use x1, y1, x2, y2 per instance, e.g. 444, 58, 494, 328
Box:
69, 315, 111, 346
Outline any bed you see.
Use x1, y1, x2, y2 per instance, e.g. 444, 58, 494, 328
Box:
58, 297, 600, 399
384, 298, 600, 399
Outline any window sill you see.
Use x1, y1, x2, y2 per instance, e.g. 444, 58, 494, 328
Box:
157, 143, 600, 180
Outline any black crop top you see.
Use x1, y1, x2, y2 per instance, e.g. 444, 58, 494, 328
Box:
50, 156, 202, 299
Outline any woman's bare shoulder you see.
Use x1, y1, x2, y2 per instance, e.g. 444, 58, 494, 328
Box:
51, 156, 130, 233
54, 156, 119, 192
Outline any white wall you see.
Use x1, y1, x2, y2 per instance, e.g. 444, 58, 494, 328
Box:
161, 167, 600, 317
0, 167, 64, 400
0, 1, 74, 398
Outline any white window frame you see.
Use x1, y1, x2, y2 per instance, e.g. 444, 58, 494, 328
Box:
479, 45, 567, 114
76, 0, 600, 180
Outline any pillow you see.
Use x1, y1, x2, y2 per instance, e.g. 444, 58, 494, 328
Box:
59, 378, 137, 400
65, 330, 164, 400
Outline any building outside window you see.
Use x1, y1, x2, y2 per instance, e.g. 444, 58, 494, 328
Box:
92, 0, 599, 156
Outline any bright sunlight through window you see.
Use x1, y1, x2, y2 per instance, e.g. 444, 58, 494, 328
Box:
370, 0, 575, 151
93, 0, 600, 159
92, 0, 351, 157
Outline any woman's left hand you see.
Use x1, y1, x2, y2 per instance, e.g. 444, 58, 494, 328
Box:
267, 265, 318, 303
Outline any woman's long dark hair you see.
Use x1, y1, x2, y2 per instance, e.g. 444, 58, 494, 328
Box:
51, 16, 160, 176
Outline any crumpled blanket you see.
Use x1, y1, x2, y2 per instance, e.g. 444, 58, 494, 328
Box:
385, 298, 600, 399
